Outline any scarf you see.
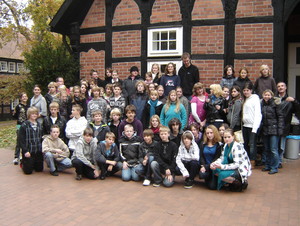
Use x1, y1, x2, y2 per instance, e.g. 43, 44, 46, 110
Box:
149, 99, 158, 118
151, 127, 160, 134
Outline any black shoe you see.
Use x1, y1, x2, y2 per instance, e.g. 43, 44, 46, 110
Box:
230, 179, 242, 192
184, 179, 194, 189
255, 161, 264, 166
50, 170, 59, 176
75, 174, 82, 180
278, 163, 282, 169
242, 181, 248, 190
100, 174, 106, 180
268, 170, 278, 175
262, 167, 271, 172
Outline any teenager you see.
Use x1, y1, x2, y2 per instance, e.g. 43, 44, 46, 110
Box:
159, 62, 181, 96
142, 90, 163, 129
254, 64, 277, 98
233, 67, 253, 92
220, 65, 236, 89
30, 85, 47, 124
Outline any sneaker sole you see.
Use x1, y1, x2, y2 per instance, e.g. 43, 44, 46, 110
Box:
184, 185, 193, 189
153, 184, 160, 187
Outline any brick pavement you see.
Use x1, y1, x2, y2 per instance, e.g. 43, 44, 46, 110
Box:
0, 147, 299, 225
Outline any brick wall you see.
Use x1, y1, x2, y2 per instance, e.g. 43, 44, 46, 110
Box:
112, 62, 141, 80
151, 0, 181, 24
112, 0, 141, 26
80, 33, 105, 43
235, 23, 273, 53
80, 49, 105, 80
112, 30, 141, 58
192, 0, 224, 20
236, 0, 273, 18
191, 26, 224, 55
80, 0, 105, 29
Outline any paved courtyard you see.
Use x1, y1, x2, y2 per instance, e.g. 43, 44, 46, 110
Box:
0, 147, 299, 225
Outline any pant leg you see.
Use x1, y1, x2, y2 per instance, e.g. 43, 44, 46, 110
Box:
22, 155, 34, 175
110, 161, 122, 175
44, 152, 56, 172
56, 158, 72, 171
14, 128, 21, 159
269, 135, 279, 171
263, 136, 271, 169
185, 160, 200, 179
163, 174, 175, 187
122, 167, 132, 181
249, 132, 258, 161
72, 158, 84, 175
96, 160, 108, 176
145, 156, 154, 180
151, 161, 163, 184
135, 163, 145, 177
131, 166, 140, 181
82, 164, 96, 179
242, 127, 251, 158
33, 152, 44, 172
279, 136, 286, 163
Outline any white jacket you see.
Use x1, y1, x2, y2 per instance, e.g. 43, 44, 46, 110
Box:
65, 116, 88, 150
242, 94, 262, 133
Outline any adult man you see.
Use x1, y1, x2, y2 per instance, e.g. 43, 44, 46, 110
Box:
122, 66, 143, 103
178, 52, 200, 99
56, 77, 70, 94
90, 69, 106, 88
276, 82, 300, 167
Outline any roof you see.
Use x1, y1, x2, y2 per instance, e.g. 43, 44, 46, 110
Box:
0, 39, 24, 60
49, 0, 94, 35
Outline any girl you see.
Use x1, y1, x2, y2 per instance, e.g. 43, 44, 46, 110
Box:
218, 123, 229, 143
157, 85, 167, 104
151, 63, 162, 86
142, 90, 164, 129
176, 86, 190, 124
233, 67, 253, 92
227, 86, 242, 131
145, 72, 153, 85
149, 114, 161, 142
58, 90, 70, 120
105, 67, 113, 85
199, 125, 222, 190
147, 83, 156, 93
130, 80, 148, 121
189, 123, 202, 145
189, 82, 207, 128
159, 62, 181, 96
44, 82, 58, 112
168, 118, 183, 147
30, 84, 47, 124
254, 64, 277, 98
261, 89, 284, 174
81, 83, 92, 104
68, 86, 87, 117
242, 82, 262, 167
104, 83, 114, 103
87, 80, 96, 100
160, 90, 187, 129
13, 92, 29, 165
210, 128, 251, 191
204, 84, 226, 128
220, 65, 236, 89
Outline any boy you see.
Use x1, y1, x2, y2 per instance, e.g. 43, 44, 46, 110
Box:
135, 129, 158, 186
88, 110, 110, 143
19, 107, 43, 174
176, 131, 200, 189
118, 105, 143, 138
65, 104, 88, 156
71, 128, 99, 180
87, 86, 108, 123
107, 108, 122, 146
119, 124, 143, 181
109, 83, 126, 115
43, 102, 67, 142
151, 126, 178, 187
42, 125, 72, 176
94, 132, 122, 180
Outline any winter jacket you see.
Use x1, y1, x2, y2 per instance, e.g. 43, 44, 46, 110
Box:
130, 92, 148, 121
94, 141, 120, 164
119, 133, 143, 166
86, 97, 108, 123
142, 100, 164, 129
42, 135, 70, 161
261, 98, 285, 136
13, 103, 29, 125
178, 64, 200, 96
220, 76, 236, 89
160, 102, 187, 128
204, 96, 226, 123
227, 98, 242, 130
138, 140, 158, 163
43, 114, 67, 141
254, 76, 277, 98
88, 122, 110, 143
122, 75, 143, 102
242, 94, 262, 133
233, 77, 252, 91
65, 116, 88, 150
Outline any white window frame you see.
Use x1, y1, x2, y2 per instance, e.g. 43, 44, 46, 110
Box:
147, 60, 182, 75
17, 63, 24, 73
0, 61, 8, 72
148, 27, 183, 57
8, 62, 16, 73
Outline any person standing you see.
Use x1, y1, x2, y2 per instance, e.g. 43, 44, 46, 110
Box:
122, 66, 143, 103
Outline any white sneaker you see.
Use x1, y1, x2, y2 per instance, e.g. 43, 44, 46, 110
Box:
13, 158, 19, 165
143, 179, 151, 186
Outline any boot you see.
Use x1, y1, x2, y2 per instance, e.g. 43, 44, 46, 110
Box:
250, 160, 255, 169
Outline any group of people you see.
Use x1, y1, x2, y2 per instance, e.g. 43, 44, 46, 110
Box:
12, 52, 300, 192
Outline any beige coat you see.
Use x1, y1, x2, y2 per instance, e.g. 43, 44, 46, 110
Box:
42, 135, 70, 161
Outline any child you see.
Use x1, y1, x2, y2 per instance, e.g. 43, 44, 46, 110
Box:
151, 63, 162, 86
87, 86, 108, 123
19, 107, 43, 174
43, 102, 67, 142
13, 92, 29, 165
71, 128, 99, 180
176, 131, 200, 189
227, 86, 242, 131
65, 104, 88, 156
118, 105, 143, 138
109, 83, 126, 115
149, 114, 161, 142
130, 80, 148, 121
254, 64, 277, 98
189, 123, 202, 145
42, 125, 72, 176
119, 124, 143, 181
145, 72, 153, 85
233, 67, 253, 92
88, 110, 110, 143
159, 62, 181, 96
142, 90, 164, 129
44, 82, 58, 113
135, 129, 158, 186
218, 123, 229, 143
220, 65, 236, 89
151, 126, 178, 187
104, 83, 114, 103
147, 83, 156, 93
111, 70, 123, 85
58, 91, 70, 120
168, 118, 183, 147
176, 86, 190, 125
30, 84, 47, 125
94, 132, 122, 180
107, 108, 122, 146
68, 85, 87, 117
157, 85, 167, 104
160, 90, 187, 129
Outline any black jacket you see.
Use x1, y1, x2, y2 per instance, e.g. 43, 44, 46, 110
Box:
88, 122, 110, 143
261, 98, 285, 136
233, 77, 252, 91
119, 134, 143, 166
94, 141, 120, 163
138, 140, 158, 163
43, 114, 67, 141
204, 96, 226, 123
19, 120, 43, 154
178, 64, 200, 96
141, 100, 164, 129
67, 96, 87, 117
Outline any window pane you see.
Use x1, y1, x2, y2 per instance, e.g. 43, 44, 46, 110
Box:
161, 32, 168, 40
153, 32, 159, 41
169, 41, 176, 50
161, 42, 168, 50
169, 31, 176, 40
152, 41, 159, 51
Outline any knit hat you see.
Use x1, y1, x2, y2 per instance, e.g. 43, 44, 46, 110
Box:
130, 66, 139, 73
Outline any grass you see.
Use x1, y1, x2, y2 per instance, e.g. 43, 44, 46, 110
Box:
0, 120, 17, 148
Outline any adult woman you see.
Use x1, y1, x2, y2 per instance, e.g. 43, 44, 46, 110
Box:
261, 90, 284, 174
189, 82, 207, 128
210, 128, 251, 191
242, 82, 262, 167
199, 125, 222, 190
160, 90, 187, 129
227, 86, 242, 131
30, 84, 47, 124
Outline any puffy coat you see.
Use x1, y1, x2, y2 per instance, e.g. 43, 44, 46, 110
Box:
261, 98, 284, 136
204, 96, 226, 123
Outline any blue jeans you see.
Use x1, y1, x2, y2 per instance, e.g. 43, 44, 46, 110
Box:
150, 161, 174, 187
122, 165, 140, 181
242, 127, 257, 160
263, 135, 279, 171
135, 156, 154, 180
278, 136, 287, 163
44, 152, 72, 172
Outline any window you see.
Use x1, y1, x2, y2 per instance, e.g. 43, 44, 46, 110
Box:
8, 62, 16, 73
148, 27, 183, 57
17, 63, 24, 73
147, 60, 182, 75
0, 61, 8, 72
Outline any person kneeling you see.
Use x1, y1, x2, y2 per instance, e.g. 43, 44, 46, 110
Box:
71, 128, 99, 180
42, 125, 72, 176
210, 128, 251, 191
94, 132, 122, 180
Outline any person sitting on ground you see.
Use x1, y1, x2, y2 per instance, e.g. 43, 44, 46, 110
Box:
42, 125, 72, 176
189, 122, 202, 145
118, 105, 143, 138
94, 132, 122, 180
88, 110, 110, 144
176, 131, 200, 189
71, 128, 99, 180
